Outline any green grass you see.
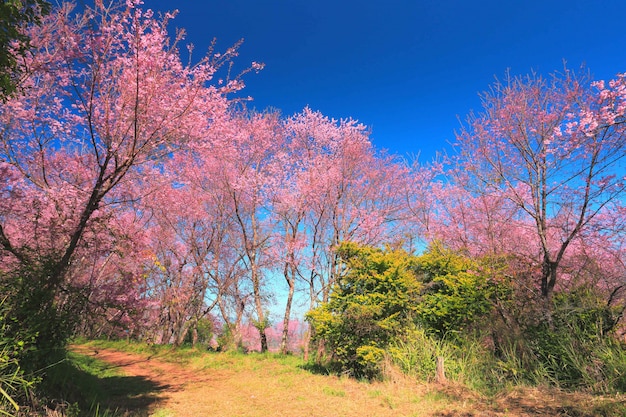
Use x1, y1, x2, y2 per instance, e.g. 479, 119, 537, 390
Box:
78, 339, 205, 363
322, 386, 346, 397
150, 408, 175, 417
81, 338, 306, 373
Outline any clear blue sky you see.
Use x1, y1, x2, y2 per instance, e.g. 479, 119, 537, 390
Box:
147, 0, 626, 160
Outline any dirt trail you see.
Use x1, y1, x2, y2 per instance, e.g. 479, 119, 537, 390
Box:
70, 345, 609, 417
71, 345, 220, 391
71, 345, 235, 416
71, 345, 465, 417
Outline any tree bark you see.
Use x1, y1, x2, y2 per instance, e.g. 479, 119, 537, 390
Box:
280, 262, 295, 354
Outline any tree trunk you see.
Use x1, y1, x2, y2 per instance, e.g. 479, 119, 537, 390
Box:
251, 260, 268, 352
303, 275, 318, 361
539, 257, 559, 328
191, 326, 198, 347
280, 264, 295, 354
540, 258, 558, 299
217, 293, 244, 351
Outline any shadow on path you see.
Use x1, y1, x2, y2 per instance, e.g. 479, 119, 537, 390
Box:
93, 374, 166, 416
49, 350, 168, 417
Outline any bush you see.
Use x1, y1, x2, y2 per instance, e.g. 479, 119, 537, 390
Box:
308, 242, 505, 380
413, 243, 500, 339
0, 260, 79, 372
307, 241, 626, 393
184, 317, 214, 347
307, 242, 422, 379
482, 285, 626, 392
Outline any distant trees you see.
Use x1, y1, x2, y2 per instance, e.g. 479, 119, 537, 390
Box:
138, 107, 411, 352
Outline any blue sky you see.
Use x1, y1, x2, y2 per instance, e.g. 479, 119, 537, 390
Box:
147, 0, 626, 160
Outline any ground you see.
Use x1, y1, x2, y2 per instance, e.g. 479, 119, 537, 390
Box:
69, 344, 625, 417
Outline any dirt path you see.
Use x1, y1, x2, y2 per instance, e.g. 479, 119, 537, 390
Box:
71, 345, 235, 416
71, 345, 476, 417
73, 345, 215, 390
70, 345, 615, 417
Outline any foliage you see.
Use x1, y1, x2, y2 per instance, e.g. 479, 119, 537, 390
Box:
305, 239, 622, 393
523, 288, 626, 391
0, 0, 50, 97
413, 243, 500, 338
307, 242, 511, 380
307, 242, 422, 379
0, 259, 81, 372
184, 317, 214, 347
466, 283, 626, 393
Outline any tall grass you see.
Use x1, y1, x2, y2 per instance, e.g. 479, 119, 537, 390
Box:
388, 319, 626, 395
0, 347, 29, 416
0, 296, 36, 416
387, 326, 492, 391
525, 320, 626, 392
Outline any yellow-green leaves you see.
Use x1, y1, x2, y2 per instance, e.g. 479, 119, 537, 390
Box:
307, 242, 422, 379
307, 241, 506, 379
415, 243, 496, 338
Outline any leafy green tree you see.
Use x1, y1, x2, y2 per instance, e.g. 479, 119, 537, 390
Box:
307, 242, 422, 378
0, 0, 50, 97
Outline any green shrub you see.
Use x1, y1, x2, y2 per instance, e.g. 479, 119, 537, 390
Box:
0, 344, 29, 416
413, 243, 500, 339
307, 242, 422, 379
184, 317, 214, 347
308, 242, 507, 381
490, 287, 626, 392
522, 288, 626, 392
0, 259, 82, 373
307, 241, 626, 393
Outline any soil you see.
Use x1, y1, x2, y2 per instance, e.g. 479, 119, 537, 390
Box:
69, 345, 623, 417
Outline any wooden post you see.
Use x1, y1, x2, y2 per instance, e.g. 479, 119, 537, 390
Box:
436, 356, 446, 384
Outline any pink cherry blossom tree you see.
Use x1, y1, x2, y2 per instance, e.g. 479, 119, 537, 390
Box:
445, 68, 626, 315
281, 108, 411, 357
0, 0, 250, 352
223, 111, 284, 353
